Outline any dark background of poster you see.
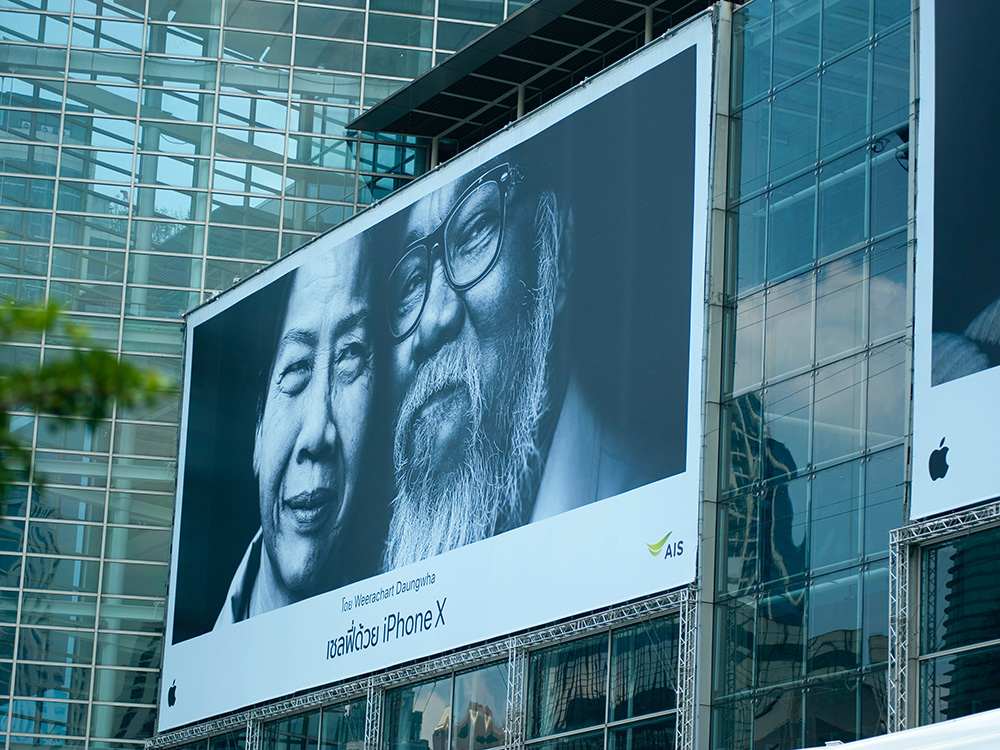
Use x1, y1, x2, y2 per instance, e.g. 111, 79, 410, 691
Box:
172, 45, 698, 644
931, 0, 1000, 379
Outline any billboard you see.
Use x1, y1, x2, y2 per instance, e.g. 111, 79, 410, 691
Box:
912, 0, 1000, 519
159, 15, 712, 731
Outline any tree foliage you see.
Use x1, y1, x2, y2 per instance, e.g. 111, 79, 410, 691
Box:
0, 303, 166, 488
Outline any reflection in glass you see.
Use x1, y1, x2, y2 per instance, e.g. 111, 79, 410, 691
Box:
527, 634, 607, 739
812, 354, 863, 466
609, 617, 678, 720
815, 251, 864, 362
804, 678, 856, 746
808, 571, 859, 676
764, 274, 813, 381
384, 677, 451, 750
608, 715, 676, 750
452, 664, 506, 750
809, 459, 861, 570
756, 586, 805, 688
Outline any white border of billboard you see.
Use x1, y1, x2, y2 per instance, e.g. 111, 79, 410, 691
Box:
158, 14, 713, 731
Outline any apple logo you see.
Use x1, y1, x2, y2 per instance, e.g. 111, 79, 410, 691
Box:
167, 680, 177, 707
929, 437, 949, 481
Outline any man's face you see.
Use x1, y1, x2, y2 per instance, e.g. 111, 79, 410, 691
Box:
254, 243, 372, 596
385, 169, 562, 569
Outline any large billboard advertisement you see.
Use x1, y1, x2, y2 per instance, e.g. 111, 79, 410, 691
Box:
912, 0, 1000, 518
158, 16, 712, 731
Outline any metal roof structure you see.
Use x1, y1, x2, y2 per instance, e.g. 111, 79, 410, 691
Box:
348, 0, 713, 154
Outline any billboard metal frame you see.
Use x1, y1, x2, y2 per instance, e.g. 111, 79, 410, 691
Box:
147, 584, 697, 750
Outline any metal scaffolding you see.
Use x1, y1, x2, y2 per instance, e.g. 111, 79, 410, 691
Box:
146, 585, 697, 750
887, 499, 1000, 731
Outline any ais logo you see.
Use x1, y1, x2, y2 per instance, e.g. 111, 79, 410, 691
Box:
647, 532, 684, 559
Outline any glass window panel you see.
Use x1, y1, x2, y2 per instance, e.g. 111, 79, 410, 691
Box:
284, 166, 354, 203
117, 388, 180, 422
56, 180, 129, 216
808, 571, 860, 676
89, 703, 155, 739
718, 490, 756, 596
98, 596, 165, 634
766, 173, 815, 280
732, 0, 772, 105
133, 186, 207, 222
93, 666, 158, 705
713, 597, 754, 695
358, 141, 424, 176
10, 698, 88, 736
810, 458, 862, 570
35, 416, 111, 453
804, 677, 857, 746
0, 10, 69, 45
289, 101, 354, 137
225, 0, 292, 33
608, 715, 675, 750
220, 62, 289, 97
452, 663, 506, 750
813, 354, 864, 465
0, 521, 21, 553
371, 0, 434, 13
0, 175, 54, 210
874, 0, 908, 32
26, 521, 101, 558
281, 199, 350, 234
104, 526, 170, 563
21, 593, 95, 632
816, 251, 864, 362
0, 75, 62, 111
15, 627, 93, 664
0, 276, 44, 305
0, 590, 15, 622
122, 319, 183, 355
73, 0, 143, 20
773, 0, 819, 84
14, 662, 90, 700
0, 105, 61, 144
817, 148, 866, 259
870, 133, 908, 236
368, 13, 432, 47
609, 616, 678, 720
319, 700, 365, 750
100, 561, 167, 598
761, 474, 809, 583
287, 134, 354, 169
280, 231, 313, 256
140, 89, 215, 123
862, 561, 889, 666
143, 57, 217, 91
365, 46, 431, 78
113, 423, 177, 460
129, 219, 204, 255
291, 69, 360, 105
731, 292, 764, 394
297, 7, 364, 40
70, 18, 142, 51
54, 214, 128, 249
146, 23, 220, 58
0, 142, 59, 176
64, 81, 138, 118
48, 280, 122, 315
31, 486, 105, 523
0, 43, 67, 77
206, 225, 278, 261
137, 153, 211, 189
211, 192, 281, 229
62, 114, 134, 148
106, 491, 173, 528
212, 158, 282, 193
32, 451, 107, 488
823, 0, 870, 60
48, 313, 119, 348
0, 208, 51, 243
363, 76, 407, 107
109, 455, 176, 493
820, 47, 869, 158
862, 447, 901, 559
147, 0, 221, 25
437, 21, 488, 52
866, 341, 906, 449
22, 554, 100, 593
139, 120, 212, 156
59, 147, 132, 182
711, 697, 753, 750
526, 733, 602, 750
263, 710, 319, 750
384, 677, 451, 750
293, 37, 362, 72
222, 29, 291, 66
212, 730, 248, 750
217, 95, 287, 130
731, 195, 767, 294
127, 251, 200, 288
764, 274, 813, 381
770, 76, 818, 183
0, 626, 12, 659
357, 174, 410, 204
439, 0, 502, 23
526, 633, 607, 738
757, 586, 805, 687
203, 258, 266, 291
920, 643, 1000, 724
68, 50, 141, 85
0, 243, 48, 276
723, 392, 764, 491
872, 27, 908, 134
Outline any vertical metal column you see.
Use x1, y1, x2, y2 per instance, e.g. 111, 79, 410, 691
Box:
505, 637, 526, 750
677, 585, 699, 750
887, 527, 911, 732
364, 677, 384, 750
245, 717, 261, 750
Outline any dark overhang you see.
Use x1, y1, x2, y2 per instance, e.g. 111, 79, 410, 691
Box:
348, 0, 713, 151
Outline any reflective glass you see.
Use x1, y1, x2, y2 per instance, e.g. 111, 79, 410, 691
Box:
371, 0, 434, 13
9, 698, 88, 736
106, 491, 173, 528
121, 319, 184, 355
104, 526, 171, 563
0, 108, 61, 144
203, 258, 266, 291
823, 0, 870, 60
16, 624, 93, 663
294, 38, 363, 72
285, 166, 354, 203
30, 486, 105, 524
130, 218, 205, 255
365, 45, 431, 77
809, 459, 861, 570
0, 75, 62, 110
761, 474, 808, 583
124, 285, 199, 317
1, 11, 69, 44
756, 586, 805, 687
384, 677, 451, 750
817, 148, 866, 258
862, 562, 889, 665
127, 252, 201, 288
48, 280, 121, 315
211, 192, 280, 229
0, 175, 54, 210
451, 664, 506, 750
297, 7, 365, 40
812, 354, 864, 466
808, 571, 859, 675
212, 159, 282, 194
206, 226, 278, 262
920, 643, 1000, 724
732, 0, 771, 105
56, 180, 129, 216
527, 634, 606, 738
62, 114, 133, 148
109, 455, 177, 493
804, 677, 856, 745
143, 57, 218, 90
220, 63, 289, 97
0, 44, 66, 77
26, 521, 102, 558
713, 597, 754, 694
368, 13, 433, 47
770, 75, 818, 183
222, 30, 292, 66
820, 48, 869, 158
756, 685, 803, 748
871, 26, 908, 134
92, 668, 158, 705
608, 715, 676, 750
860, 669, 887, 737
816, 251, 864, 361
730, 291, 763, 394
866, 341, 906, 449
13, 662, 90, 700
36, 416, 111, 453
439, 0, 502, 23
22, 554, 100, 593
437, 21, 489, 52
32, 451, 107, 488
764, 274, 813, 381
70, 18, 143, 51
289, 101, 354, 137
730, 99, 770, 200
68, 50, 141, 85
218, 95, 287, 130
64, 81, 138, 117
609, 617, 678, 720
263, 711, 319, 750
147, 0, 221, 25
870, 132, 907, 236
766, 173, 815, 280
134, 186, 207, 222
139, 121, 213, 156
89, 703, 155, 739
146, 23, 220, 58
718, 490, 756, 595
99, 597, 166, 633
287, 135, 354, 169
225, 0, 293, 33
53, 214, 127, 249
100, 561, 168, 598
291, 70, 360, 105
140, 89, 215, 123
874, 0, 908, 32
281, 200, 350, 234
0, 209, 50, 243
137, 153, 210, 189
529, 732, 602, 750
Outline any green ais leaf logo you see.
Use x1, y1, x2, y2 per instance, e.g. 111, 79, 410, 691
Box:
647, 532, 684, 560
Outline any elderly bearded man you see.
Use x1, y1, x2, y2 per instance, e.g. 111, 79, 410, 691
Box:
382, 160, 649, 571
217, 239, 374, 625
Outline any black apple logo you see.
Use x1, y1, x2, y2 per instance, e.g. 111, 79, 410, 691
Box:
929, 437, 949, 481
167, 680, 177, 707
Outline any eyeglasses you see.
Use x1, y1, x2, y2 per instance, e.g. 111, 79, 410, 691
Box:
388, 163, 523, 341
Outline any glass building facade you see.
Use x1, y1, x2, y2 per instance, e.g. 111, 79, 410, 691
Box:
0, 0, 515, 748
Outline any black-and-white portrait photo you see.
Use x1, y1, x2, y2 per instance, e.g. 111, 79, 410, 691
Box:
171, 45, 698, 645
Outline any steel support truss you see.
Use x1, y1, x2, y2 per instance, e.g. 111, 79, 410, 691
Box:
147, 585, 698, 750
887, 499, 1000, 732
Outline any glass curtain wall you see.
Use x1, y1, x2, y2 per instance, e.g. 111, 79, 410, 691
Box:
0, 0, 509, 749
712, 0, 911, 748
